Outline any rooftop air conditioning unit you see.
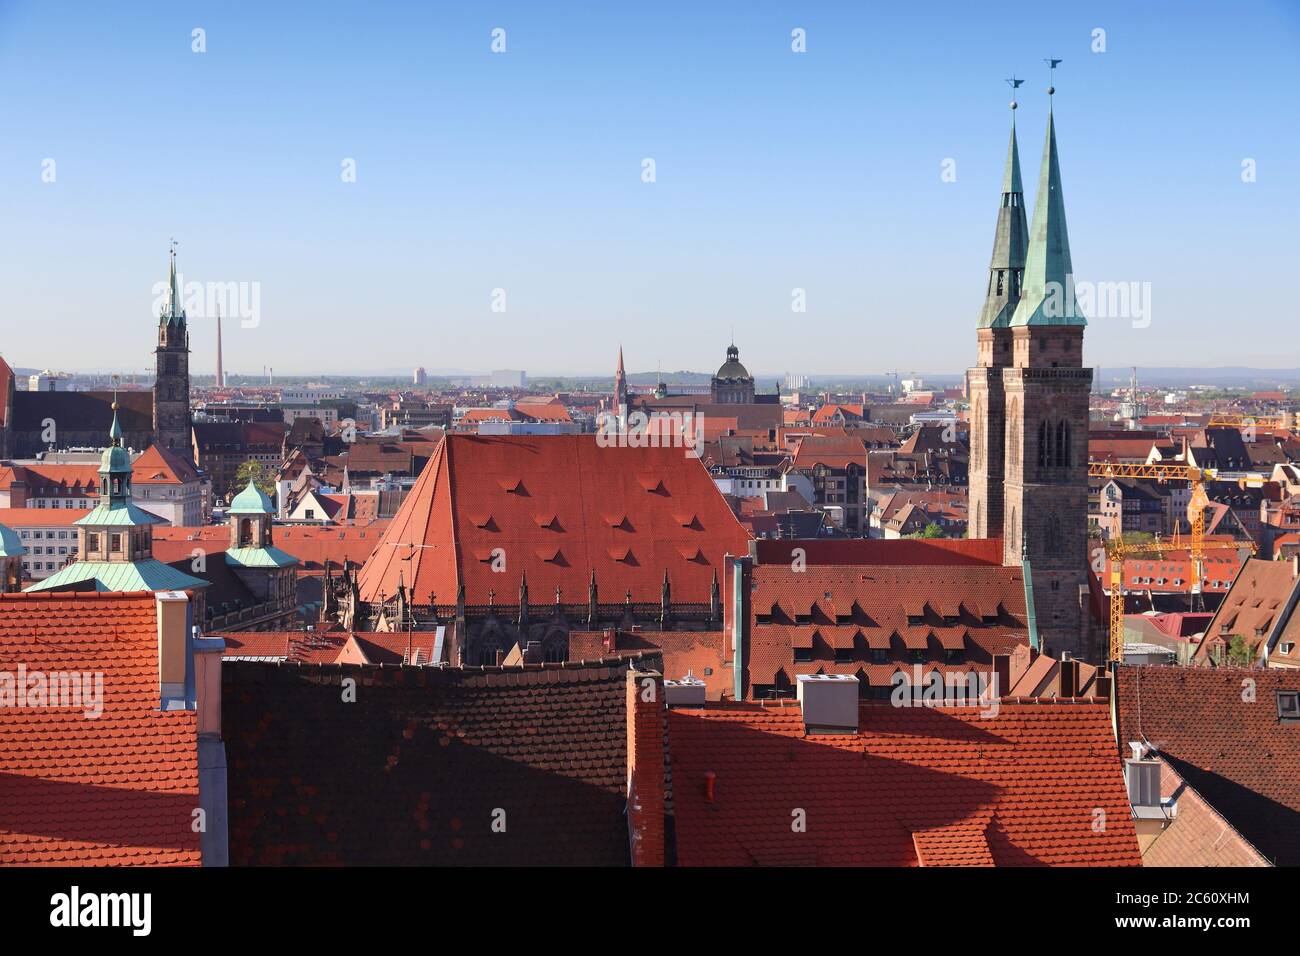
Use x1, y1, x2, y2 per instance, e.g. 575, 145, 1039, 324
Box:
796, 674, 860, 734
664, 673, 707, 707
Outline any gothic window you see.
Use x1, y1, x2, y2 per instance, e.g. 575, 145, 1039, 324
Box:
996, 271, 1005, 296
1056, 421, 1067, 469
1037, 421, 1048, 469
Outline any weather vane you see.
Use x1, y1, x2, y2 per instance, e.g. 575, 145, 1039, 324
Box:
1006, 75, 1024, 111
1044, 58, 1062, 97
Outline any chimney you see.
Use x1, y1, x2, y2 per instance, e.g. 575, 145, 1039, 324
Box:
156, 591, 192, 705
1058, 656, 1078, 699
664, 673, 707, 707
796, 674, 860, 734
625, 668, 665, 867
991, 654, 1011, 698
603, 627, 618, 653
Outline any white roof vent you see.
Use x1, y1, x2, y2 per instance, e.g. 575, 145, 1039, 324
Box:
796, 674, 860, 734
665, 672, 707, 707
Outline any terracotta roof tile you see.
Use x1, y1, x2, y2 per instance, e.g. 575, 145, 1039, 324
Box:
0, 592, 201, 866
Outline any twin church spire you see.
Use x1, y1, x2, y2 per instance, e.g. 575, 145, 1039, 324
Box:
979, 67, 1084, 332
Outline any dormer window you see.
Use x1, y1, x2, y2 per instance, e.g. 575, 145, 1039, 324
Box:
1277, 691, 1300, 722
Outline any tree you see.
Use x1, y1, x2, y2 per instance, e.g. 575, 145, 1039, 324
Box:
1226, 634, 1254, 667
232, 459, 276, 500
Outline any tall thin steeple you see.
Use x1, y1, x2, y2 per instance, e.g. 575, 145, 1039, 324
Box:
162, 241, 186, 326
1010, 61, 1085, 329
976, 77, 1029, 332
613, 345, 629, 427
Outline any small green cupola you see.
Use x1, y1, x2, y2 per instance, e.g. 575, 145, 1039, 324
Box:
227, 478, 297, 569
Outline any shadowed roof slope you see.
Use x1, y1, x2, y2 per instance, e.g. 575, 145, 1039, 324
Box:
1116, 665, 1300, 865
358, 434, 751, 604
0, 592, 200, 866
667, 700, 1140, 866
222, 654, 660, 865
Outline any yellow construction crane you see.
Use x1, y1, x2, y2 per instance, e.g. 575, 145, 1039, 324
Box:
1207, 412, 1291, 430
1090, 461, 1256, 662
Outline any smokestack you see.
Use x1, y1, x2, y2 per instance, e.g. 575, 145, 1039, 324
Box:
215, 308, 224, 388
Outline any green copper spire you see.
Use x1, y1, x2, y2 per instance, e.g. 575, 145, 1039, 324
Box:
162, 240, 186, 326
976, 79, 1029, 330
1010, 69, 1086, 328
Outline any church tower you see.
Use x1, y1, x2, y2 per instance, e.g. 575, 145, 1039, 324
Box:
1000, 69, 1092, 656
153, 244, 192, 457
614, 346, 629, 429
968, 81, 1028, 539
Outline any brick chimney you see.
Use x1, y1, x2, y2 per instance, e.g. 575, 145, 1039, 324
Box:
156, 591, 192, 705
625, 667, 665, 867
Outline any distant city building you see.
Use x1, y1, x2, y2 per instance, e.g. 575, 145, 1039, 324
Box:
27, 371, 67, 392
490, 369, 527, 389
413, 366, 427, 387
710, 344, 755, 405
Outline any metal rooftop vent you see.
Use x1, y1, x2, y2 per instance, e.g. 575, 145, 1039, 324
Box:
796, 674, 859, 734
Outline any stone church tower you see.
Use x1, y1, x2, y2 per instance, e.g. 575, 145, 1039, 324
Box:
968, 93, 1028, 539
1000, 84, 1092, 656
153, 245, 192, 457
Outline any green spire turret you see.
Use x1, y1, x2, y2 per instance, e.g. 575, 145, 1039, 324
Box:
976, 80, 1029, 330
1010, 69, 1086, 328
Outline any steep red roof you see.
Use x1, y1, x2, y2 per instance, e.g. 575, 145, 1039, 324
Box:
358, 435, 751, 605
0, 593, 201, 866
132, 443, 200, 485
1116, 666, 1300, 865
666, 700, 1141, 866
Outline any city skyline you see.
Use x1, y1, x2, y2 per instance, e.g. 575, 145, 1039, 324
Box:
2, 1, 1298, 377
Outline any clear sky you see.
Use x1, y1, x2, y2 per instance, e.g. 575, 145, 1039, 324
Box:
1, 0, 1297, 380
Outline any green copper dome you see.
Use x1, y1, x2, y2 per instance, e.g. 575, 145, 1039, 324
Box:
229, 478, 274, 515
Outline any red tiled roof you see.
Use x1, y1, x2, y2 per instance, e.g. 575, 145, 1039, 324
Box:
753, 537, 1002, 567
666, 700, 1141, 866
358, 435, 751, 605
1193, 557, 1300, 662
0, 507, 93, 527
570, 629, 731, 700
1116, 666, 1300, 865
745, 563, 1029, 694
153, 524, 388, 574
222, 654, 660, 865
0, 592, 201, 866
1140, 758, 1269, 867
132, 443, 200, 485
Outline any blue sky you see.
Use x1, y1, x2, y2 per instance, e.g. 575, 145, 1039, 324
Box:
1, 0, 1297, 379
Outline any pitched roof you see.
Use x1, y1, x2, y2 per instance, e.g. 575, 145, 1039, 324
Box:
222, 654, 660, 865
1194, 557, 1300, 663
1116, 665, 1300, 865
745, 563, 1030, 692
358, 435, 751, 605
0, 592, 201, 865
666, 700, 1141, 866
131, 443, 200, 485
1140, 757, 1269, 867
